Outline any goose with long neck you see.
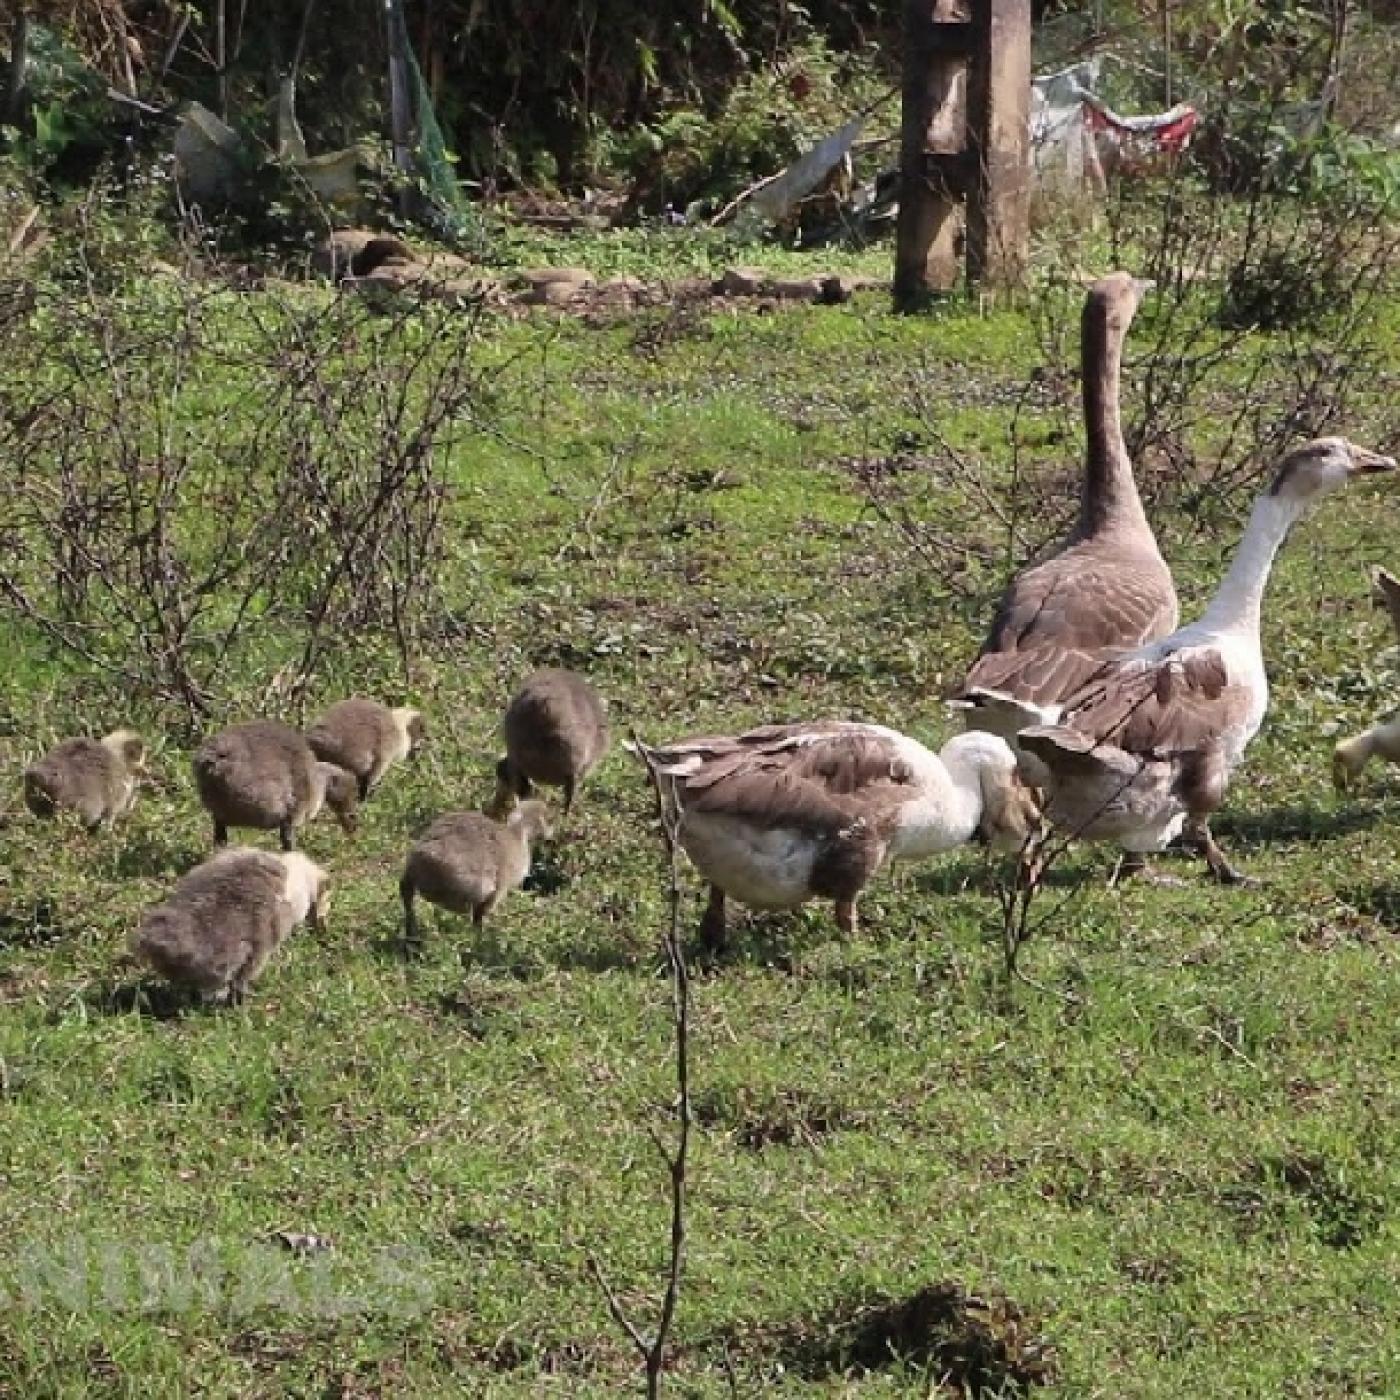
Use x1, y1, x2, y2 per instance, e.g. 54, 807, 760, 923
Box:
1017, 438, 1395, 882
633, 721, 1041, 951
955, 272, 1178, 735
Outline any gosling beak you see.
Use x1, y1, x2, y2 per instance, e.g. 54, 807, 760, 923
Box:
1346, 444, 1397, 477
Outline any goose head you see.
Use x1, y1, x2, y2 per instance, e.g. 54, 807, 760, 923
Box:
1268, 438, 1395, 512
1085, 270, 1152, 335
940, 731, 1043, 850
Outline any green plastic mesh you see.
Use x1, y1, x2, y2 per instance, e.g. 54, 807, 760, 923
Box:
401, 23, 485, 251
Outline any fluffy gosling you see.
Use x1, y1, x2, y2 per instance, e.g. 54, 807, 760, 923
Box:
400, 799, 553, 941
130, 847, 329, 1004
194, 719, 357, 851
23, 729, 146, 829
495, 668, 609, 815
307, 697, 426, 800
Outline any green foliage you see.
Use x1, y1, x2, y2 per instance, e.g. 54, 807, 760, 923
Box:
599, 30, 891, 213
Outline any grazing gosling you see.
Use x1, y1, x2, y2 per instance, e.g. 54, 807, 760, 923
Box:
194, 720, 357, 851
307, 697, 426, 800
1333, 567, 1400, 792
131, 848, 329, 1004
495, 668, 609, 815
23, 730, 146, 829
400, 799, 553, 941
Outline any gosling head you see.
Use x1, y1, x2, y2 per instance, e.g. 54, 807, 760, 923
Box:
1267, 437, 1395, 511
102, 729, 147, 774
492, 756, 533, 812
507, 798, 554, 847
395, 706, 427, 758
1331, 734, 1370, 793
280, 851, 332, 931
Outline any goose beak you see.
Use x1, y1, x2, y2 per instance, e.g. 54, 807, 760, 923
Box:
1346, 444, 1397, 477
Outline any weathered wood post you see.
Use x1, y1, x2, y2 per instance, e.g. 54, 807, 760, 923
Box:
894, 0, 1032, 309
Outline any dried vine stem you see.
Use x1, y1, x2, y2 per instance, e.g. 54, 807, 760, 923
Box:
589, 733, 692, 1398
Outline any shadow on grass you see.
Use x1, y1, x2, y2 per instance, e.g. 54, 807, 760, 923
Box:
70, 978, 204, 1021
721, 1281, 1057, 1392
113, 828, 205, 879
1337, 882, 1400, 929
1215, 801, 1384, 845
0, 897, 64, 949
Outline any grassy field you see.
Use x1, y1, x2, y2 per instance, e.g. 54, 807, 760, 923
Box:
1, 238, 1399, 1396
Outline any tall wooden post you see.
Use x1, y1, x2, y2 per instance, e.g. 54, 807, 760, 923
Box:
967, 0, 1032, 287
384, 0, 416, 216
895, 0, 1032, 308
894, 0, 972, 310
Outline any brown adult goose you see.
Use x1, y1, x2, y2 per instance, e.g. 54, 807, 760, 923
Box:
954, 272, 1178, 735
1333, 566, 1400, 791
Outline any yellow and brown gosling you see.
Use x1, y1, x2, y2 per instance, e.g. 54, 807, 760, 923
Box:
23, 729, 146, 830
307, 698, 426, 801
131, 848, 329, 1004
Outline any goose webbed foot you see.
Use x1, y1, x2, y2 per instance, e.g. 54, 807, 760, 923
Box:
1188, 818, 1259, 889
1108, 853, 1188, 890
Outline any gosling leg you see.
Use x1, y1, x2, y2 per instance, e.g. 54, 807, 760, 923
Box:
699, 885, 727, 952
833, 897, 858, 938
400, 874, 419, 944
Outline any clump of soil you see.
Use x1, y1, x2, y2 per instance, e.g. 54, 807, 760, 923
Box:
762, 1280, 1057, 1392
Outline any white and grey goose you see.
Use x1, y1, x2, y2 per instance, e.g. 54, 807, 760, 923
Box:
635, 721, 1041, 951
954, 272, 1179, 735
1015, 438, 1396, 882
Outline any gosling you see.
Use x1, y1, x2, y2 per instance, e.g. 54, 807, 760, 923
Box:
1332, 566, 1400, 792
23, 729, 146, 829
130, 848, 329, 1004
400, 799, 553, 941
194, 720, 358, 851
307, 697, 426, 801
495, 668, 609, 815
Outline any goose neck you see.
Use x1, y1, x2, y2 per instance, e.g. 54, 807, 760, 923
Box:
1078, 303, 1148, 536
1197, 491, 1301, 637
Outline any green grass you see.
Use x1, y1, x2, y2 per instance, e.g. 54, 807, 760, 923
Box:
1, 249, 1399, 1397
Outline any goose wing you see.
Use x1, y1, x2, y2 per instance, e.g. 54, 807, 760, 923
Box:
960, 548, 1179, 708
644, 722, 923, 835
1058, 647, 1255, 758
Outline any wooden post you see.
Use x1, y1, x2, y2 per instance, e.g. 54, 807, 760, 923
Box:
895, 0, 1031, 307
967, 0, 1032, 287
384, 0, 416, 216
4, 13, 28, 127
894, 0, 972, 310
